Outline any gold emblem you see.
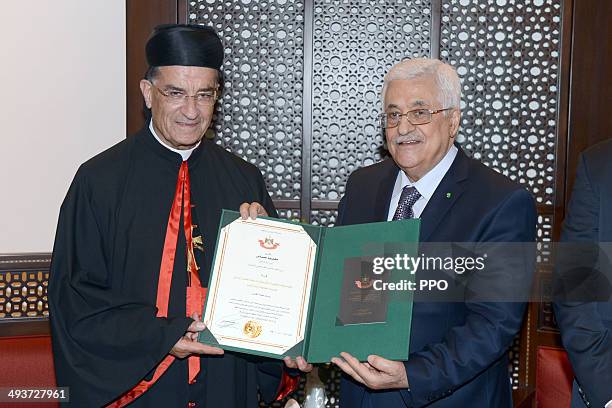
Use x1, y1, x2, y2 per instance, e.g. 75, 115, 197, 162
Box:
193, 235, 204, 252
243, 320, 263, 338
191, 225, 204, 252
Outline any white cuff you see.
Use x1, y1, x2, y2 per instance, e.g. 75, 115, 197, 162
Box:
605, 399, 612, 408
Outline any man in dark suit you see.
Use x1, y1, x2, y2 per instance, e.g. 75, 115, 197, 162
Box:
554, 139, 612, 408
331, 58, 537, 407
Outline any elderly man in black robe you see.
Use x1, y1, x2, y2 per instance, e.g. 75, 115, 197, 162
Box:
49, 24, 310, 407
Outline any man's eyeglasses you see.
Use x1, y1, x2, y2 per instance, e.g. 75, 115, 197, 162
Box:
151, 83, 218, 106
379, 108, 453, 128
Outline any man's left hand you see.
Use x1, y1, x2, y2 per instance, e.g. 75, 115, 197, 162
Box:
331, 352, 408, 390
283, 356, 313, 373
239, 202, 268, 220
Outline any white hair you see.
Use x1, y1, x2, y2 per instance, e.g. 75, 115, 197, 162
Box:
381, 58, 461, 111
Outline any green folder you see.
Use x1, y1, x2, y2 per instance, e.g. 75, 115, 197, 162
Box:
199, 209, 419, 363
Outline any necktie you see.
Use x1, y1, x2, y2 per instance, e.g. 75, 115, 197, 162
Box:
392, 186, 421, 220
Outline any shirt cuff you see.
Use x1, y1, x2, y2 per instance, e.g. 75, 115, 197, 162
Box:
605, 399, 612, 408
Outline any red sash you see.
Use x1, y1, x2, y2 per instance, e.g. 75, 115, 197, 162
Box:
107, 162, 205, 407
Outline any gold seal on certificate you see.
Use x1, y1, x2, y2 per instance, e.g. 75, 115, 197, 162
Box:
243, 320, 263, 338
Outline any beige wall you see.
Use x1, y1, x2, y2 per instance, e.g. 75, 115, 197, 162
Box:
0, 1, 126, 253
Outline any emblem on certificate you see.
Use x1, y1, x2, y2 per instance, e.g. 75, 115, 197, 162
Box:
338, 258, 389, 326
258, 237, 280, 250
354, 274, 374, 289
243, 320, 263, 338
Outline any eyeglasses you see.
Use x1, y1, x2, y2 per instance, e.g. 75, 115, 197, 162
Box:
379, 108, 453, 128
150, 83, 218, 106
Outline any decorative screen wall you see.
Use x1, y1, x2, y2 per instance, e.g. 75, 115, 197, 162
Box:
190, 0, 305, 202
0, 255, 51, 319
441, 0, 561, 207
310, 1, 431, 202
188, 0, 562, 228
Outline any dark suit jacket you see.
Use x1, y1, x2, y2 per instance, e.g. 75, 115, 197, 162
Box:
337, 146, 537, 407
553, 139, 612, 408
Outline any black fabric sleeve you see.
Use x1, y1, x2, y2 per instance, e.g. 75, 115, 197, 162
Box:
48, 172, 192, 406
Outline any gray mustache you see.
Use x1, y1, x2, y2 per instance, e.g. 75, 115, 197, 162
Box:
393, 134, 423, 144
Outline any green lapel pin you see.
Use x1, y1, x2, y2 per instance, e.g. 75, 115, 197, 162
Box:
446, 192, 452, 199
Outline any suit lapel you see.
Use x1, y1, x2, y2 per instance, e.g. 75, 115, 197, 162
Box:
374, 159, 400, 222
419, 147, 469, 241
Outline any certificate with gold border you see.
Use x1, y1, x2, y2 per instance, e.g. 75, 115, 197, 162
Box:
202, 213, 317, 355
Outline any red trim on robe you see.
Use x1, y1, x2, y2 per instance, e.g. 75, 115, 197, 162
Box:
107, 162, 206, 407
275, 370, 300, 401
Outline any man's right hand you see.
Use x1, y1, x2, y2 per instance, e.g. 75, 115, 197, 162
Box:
170, 313, 224, 359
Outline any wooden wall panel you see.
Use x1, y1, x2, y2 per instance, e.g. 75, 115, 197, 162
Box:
564, 0, 612, 203
126, 0, 179, 135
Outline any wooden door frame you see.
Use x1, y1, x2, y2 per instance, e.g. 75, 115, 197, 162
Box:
126, 0, 186, 135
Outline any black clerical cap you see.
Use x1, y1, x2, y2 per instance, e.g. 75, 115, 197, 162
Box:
145, 24, 223, 70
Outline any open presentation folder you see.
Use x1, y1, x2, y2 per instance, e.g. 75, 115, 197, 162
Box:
199, 210, 420, 363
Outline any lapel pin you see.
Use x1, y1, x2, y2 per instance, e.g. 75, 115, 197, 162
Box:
446, 192, 452, 199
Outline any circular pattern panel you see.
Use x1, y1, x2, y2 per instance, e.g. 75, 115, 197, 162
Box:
440, 0, 562, 205
189, 0, 305, 200
311, 0, 432, 201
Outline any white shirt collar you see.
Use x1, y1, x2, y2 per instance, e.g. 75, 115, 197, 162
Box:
403, 144, 458, 201
388, 144, 458, 220
149, 120, 200, 161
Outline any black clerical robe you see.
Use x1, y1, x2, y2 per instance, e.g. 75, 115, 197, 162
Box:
48, 126, 284, 407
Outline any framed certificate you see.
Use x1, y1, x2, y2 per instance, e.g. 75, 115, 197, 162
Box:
199, 210, 419, 363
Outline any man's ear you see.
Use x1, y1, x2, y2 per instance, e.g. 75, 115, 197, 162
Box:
140, 79, 153, 109
449, 108, 461, 138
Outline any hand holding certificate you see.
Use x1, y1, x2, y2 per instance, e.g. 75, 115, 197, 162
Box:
199, 210, 420, 363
